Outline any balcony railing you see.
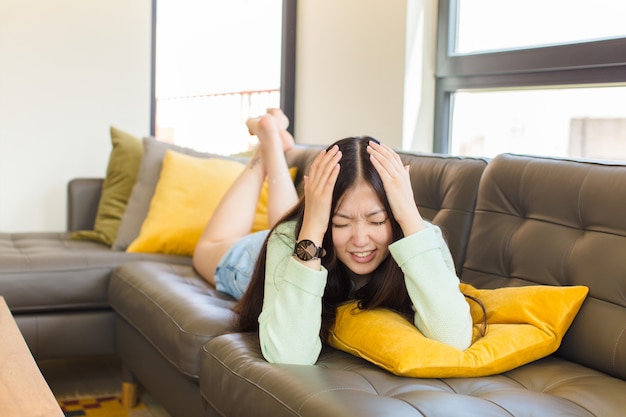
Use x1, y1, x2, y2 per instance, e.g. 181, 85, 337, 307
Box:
155, 88, 280, 155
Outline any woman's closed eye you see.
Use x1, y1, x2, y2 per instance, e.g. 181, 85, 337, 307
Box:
331, 218, 388, 228
369, 219, 388, 226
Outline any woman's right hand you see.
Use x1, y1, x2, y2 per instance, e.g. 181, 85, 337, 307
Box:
299, 145, 342, 244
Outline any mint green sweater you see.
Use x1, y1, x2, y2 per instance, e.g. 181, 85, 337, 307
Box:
258, 220, 473, 365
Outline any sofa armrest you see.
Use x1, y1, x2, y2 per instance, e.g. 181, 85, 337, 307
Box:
67, 178, 103, 232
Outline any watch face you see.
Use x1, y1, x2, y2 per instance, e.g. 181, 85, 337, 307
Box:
296, 240, 317, 261
295, 239, 325, 261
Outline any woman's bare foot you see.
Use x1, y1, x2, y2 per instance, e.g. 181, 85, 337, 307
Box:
247, 110, 294, 152
248, 114, 282, 153
246, 116, 264, 137
267, 108, 289, 130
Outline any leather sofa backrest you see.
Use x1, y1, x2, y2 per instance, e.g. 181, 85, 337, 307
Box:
67, 178, 103, 231
286, 145, 487, 274
462, 153, 626, 380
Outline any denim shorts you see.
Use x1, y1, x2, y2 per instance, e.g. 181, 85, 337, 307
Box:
214, 229, 270, 300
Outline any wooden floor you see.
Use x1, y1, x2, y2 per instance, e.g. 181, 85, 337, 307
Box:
37, 354, 171, 417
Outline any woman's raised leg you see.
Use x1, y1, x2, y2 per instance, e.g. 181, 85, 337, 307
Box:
192, 110, 298, 285
263, 108, 299, 226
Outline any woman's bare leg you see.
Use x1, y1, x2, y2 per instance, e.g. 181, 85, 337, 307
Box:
192, 111, 297, 284
263, 109, 298, 226
267, 108, 293, 152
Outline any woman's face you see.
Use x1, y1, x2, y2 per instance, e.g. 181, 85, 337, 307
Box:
331, 182, 393, 277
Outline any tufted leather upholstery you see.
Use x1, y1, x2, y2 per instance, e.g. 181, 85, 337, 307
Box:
199, 153, 626, 417
461, 154, 626, 381
0, 233, 188, 313
109, 261, 236, 379
6, 146, 624, 416
202, 332, 626, 417
0, 185, 192, 358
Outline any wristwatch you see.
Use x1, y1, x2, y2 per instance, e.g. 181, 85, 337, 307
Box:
293, 239, 326, 261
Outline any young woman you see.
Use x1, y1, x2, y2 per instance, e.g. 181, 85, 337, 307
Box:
234, 136, 474, 365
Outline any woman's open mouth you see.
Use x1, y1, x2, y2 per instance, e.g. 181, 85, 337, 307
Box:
350, 250, 376, 263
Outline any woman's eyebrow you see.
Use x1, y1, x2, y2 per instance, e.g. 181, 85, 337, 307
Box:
333, 209, 386, 219
366, 209, 387, 217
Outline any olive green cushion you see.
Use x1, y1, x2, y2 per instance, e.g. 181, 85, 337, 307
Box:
71, 127, 143, 246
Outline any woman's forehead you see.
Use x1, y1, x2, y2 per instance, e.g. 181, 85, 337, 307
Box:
335, 183, 385, 216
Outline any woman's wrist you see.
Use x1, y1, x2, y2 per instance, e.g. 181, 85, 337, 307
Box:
399, 216, 427, 237
298, 218, 326, 246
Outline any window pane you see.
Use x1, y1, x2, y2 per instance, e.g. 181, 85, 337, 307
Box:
155, 0, 283, 154
455, 0, 626, 54
450, 86, 626, 161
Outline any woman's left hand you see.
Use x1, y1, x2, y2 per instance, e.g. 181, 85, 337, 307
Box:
367, 141, 426, 236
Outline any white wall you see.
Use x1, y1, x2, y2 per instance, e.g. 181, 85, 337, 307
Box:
293, 0, 436, 152
0, 0, 152, 232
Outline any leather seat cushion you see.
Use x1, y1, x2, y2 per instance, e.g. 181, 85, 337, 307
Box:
201, 332, 626, 417
0, 232, 190, 313
108, 261, 237, 379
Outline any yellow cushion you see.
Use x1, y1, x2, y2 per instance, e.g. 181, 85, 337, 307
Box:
127, 150, 296, 256
328, 283, 588, 378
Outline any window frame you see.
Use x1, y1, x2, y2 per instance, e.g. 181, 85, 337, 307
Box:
434, 0, 626, 153
149, 0, 297, 137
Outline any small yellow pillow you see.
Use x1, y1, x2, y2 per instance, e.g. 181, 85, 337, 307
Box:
328, 283, 588, 378
127, 150, 296, 256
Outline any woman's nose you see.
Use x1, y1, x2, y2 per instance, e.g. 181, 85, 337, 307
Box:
351, 223, 369, 246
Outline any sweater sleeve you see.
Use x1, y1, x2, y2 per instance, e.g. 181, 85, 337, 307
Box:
258, 221, 328, 365
388, 223, 473, 351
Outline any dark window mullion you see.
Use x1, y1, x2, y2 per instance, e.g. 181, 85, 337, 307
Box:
439, 64, 626, 91
439, 38, 626, 78
280, 0, 297, 137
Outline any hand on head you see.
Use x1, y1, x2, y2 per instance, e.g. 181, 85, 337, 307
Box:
367, 141, 425, 236
300, 145, 342, 243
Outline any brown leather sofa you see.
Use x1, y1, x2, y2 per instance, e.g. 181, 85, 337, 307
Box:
201, 153, 626, 416
2, 146, 625, 417
0, 180, 191, 359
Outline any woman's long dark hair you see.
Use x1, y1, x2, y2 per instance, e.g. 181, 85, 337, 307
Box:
235, 136, 414, 340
